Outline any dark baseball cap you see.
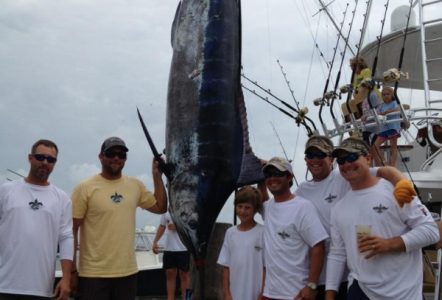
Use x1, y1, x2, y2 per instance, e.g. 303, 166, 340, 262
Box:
101, 137, 129, 153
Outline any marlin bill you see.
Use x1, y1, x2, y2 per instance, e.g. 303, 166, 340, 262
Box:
164, 0, 264, 265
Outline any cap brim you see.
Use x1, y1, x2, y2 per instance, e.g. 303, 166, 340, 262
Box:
262, 163, 285, 173
331, 147, 359, 157
305, 145, 331, 155
103, 145, 129, 152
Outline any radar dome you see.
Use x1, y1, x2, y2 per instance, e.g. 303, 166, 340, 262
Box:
391, 6, 416, 31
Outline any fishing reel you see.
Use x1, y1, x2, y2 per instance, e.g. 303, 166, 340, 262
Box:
313, 97, 324, 106
324, 91, 338, 100
295, 107, 309, 125
383, 68, 407, 83
360, 78, 375, 90
340, 84, 352, 94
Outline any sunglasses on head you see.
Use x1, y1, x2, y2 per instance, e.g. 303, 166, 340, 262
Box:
264, 170, 288, 178
103, 151, 127, 159
336, 152, 364, 165
33, 154, 57, 164
305, 152, 329, 160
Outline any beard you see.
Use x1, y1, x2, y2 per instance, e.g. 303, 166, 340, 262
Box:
102, 163, 124, 176
30, 165, 51, 183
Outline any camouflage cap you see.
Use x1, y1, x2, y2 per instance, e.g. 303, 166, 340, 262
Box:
304, 135, 334, 155
262, 156, 294, 175
331, 138, 369, 157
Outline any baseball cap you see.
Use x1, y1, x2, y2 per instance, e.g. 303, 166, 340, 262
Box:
304, 136, 334, 155
262, 157, 294, 175
331, 138, 369, 157
101, 137, 129, 153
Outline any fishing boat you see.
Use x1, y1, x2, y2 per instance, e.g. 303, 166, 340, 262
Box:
312, 1, 442, 299
54, 227, 172, 297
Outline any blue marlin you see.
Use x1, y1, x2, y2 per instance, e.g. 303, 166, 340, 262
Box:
138, 0, 263, 293
165, 0, 263, 264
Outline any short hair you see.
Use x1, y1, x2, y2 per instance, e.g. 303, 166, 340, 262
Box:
350, 56, 368, 70
31, 139, 59, 155
234, 186, 263, 213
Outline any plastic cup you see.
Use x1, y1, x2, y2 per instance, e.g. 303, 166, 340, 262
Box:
355, 225, 372, 255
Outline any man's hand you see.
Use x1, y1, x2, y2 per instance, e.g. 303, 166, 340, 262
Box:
168, 223, 176, 231
295, 286, 317, 300
359, 235, 405, 259
53, 277, 71, 300
152, 242, 159, 254
393, 180, 417, 207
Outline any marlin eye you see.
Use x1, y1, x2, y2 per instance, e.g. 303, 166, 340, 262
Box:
188, 220, 197, 230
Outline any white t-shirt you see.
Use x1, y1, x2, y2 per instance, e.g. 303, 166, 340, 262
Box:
295, 168, 377, 285
0, 179, 73, 297
262, 197, 328, 299
327, 179, 439, 300
160, 212, 187, 251
217, 224, 265, 300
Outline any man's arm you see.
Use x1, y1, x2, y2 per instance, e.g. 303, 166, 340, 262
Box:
152, 224, 166, 254
257, 180, 269, 203
222, 267, 233, 300
295, 241, 325, 300
70, 218, 83, 295
146, 158, 167, 214
376, 166, 406, 185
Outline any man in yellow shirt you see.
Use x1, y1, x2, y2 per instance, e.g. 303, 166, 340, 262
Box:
70, 137, 167, 300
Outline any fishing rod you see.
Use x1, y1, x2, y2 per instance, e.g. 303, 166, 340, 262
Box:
270, 122, 299, 186
7, 169, 24, 178
276, 60, 319, 134
241, 84, 314, 137
380, 1, 423, 199
241, 73, 318, 133
324, 0, 359, 132
318, 3, 349, 127
357, 0, 390, 166
343, 0, 371, 132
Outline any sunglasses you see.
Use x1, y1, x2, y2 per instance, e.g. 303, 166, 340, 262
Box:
103, 151, 127, 159
264, 170, 288, 178
336, 152, 363, 165
305, 152, 329, 160
33, 154, 57, 164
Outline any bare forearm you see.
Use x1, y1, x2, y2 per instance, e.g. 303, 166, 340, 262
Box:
308, 241, 325, 283
153, 175, 167, 213
376, 166, 406, 185
60, 259, 72, 280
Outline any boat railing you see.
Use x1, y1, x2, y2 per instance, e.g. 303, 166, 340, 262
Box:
135, 229, 155, 252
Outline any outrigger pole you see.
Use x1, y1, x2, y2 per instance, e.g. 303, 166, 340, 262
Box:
316, 0, 356, 56
318, 3, 349, 128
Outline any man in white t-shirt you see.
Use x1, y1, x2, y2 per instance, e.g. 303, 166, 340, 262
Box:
153, 212, 190, 300
325, 138, 439, 300
0, 139, 74, 300
295, 135, 413, 300
262, 157, 328, 300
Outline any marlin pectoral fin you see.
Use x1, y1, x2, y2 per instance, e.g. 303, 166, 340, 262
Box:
136, 107, 171, 180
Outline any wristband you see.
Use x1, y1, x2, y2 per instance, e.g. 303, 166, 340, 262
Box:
71, 270, 78, 275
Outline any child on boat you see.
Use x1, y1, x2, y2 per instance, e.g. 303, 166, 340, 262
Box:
372, 86, 401, 166
217, 186, 265, 300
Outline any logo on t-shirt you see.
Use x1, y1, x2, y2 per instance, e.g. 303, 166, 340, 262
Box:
278, 230, 290, 240
110, 192, 123, 203
254, 245, 262, 252
29, 199, 43, 211
373, 203, 388, 214
325, 193, 337, 203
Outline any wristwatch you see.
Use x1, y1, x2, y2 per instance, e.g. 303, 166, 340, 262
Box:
307, 282, 317, 290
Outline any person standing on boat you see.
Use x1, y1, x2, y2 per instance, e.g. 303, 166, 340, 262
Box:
152, 211, 190, 300
261, 157, 327, 300
0, 139, 74, 300
341, 57, 382, 122
296, 135, 416, 300
70, 137, 167, 300
325, 138, 439, 300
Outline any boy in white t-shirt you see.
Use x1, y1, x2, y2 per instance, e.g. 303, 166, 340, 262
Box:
217, 186, 265, 300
